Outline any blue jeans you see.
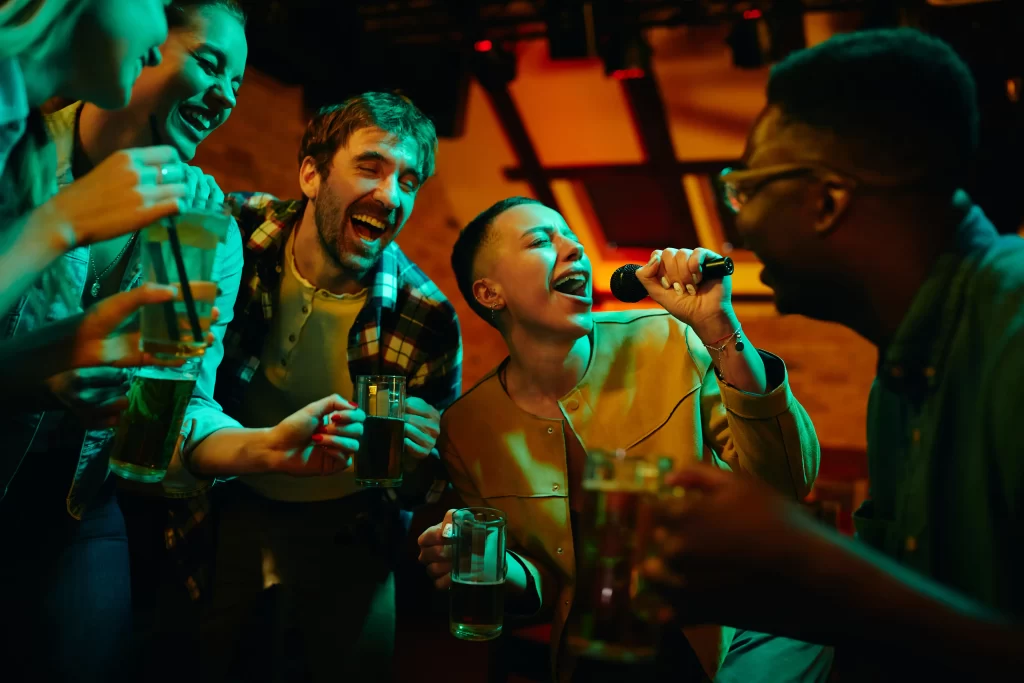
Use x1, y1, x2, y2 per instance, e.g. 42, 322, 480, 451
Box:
1, 477, 133, 683
715, 630, 834, 683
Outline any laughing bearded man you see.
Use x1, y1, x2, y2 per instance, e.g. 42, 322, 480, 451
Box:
186, 93, 462, 683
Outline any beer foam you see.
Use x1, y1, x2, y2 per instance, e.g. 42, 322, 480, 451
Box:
451, 578, 505, 586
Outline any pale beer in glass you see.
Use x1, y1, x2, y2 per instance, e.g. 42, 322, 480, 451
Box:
450, 507, 507, 641
108, 360, 199, 483
140, 209, 228, 359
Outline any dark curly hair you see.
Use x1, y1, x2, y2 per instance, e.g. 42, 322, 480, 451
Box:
767, 28, 979, 190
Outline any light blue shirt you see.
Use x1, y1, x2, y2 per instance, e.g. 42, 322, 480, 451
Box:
0, 102, 245, 515
0, 57, 28, 178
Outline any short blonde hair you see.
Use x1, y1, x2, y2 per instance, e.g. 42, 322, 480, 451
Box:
0, 0, 78, 59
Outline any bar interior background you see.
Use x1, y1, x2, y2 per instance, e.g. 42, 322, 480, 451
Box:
190, 2, 1024, 679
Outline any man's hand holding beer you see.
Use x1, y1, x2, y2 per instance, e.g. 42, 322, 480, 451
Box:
403, 396, 441, 468
642, 465, 821, 628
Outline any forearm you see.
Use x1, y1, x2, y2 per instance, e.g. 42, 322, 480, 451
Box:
748, 521, 1021, 675
0, 209, 74, 317
188, 427, 273, 477
705, 354, 820, 499
0, 316, 80, 410
691, 309, 766, 394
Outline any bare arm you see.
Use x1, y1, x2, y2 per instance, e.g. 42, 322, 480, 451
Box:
188, 426, 274, 476
0, 146, 187, 317
652, 465, 1022, 678
744, 518, 1020, 676
187, 394, 364, 478
690, 308, 766, 393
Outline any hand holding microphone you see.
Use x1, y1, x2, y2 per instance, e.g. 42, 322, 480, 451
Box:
616, 248, 736, 333
611, 254, 733, 303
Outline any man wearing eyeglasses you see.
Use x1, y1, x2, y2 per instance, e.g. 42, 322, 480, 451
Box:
646, 27, 1024, 679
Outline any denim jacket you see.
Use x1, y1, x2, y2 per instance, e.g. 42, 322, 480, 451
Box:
0, 102, 244, 518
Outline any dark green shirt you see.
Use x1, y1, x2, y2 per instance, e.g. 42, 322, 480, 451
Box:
854, 199, 1024, 618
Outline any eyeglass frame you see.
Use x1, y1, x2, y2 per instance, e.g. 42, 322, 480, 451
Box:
717, 162, 940, 215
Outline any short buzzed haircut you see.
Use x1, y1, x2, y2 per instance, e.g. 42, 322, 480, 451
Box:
451, 196, 544, 327
767, 28, 979, 189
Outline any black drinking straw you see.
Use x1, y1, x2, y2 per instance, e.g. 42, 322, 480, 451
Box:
150, 116, 203, 345
146, 241, 181, 342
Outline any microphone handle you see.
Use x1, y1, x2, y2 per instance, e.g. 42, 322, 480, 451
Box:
699, 256, 735, 280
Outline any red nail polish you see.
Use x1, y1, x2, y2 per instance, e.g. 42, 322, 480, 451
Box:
311, 434, 323, 443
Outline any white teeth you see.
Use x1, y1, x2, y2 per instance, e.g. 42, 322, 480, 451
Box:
180, 107, 211, 131
352, 214, 387, 230
554, 273, 587, 288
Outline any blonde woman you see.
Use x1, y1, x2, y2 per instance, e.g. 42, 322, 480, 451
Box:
0, 2, 244, 681
0, 0, 187, 317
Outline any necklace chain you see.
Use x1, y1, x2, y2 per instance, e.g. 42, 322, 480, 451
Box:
89, 233, 137, 297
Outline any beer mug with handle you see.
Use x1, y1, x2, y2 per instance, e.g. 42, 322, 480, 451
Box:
449, 507, 507, 641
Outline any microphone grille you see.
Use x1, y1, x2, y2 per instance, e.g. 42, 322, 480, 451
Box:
610, 263, 649, 303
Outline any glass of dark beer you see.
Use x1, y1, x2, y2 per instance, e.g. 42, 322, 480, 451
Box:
450, 507, 507, 641
353, 375, 405, 487
569, 449, 674, 662
108, 359, 199, 483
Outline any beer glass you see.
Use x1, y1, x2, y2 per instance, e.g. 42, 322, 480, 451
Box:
354, 375, 405, 487
449, 507, 507, 641
108, 359, 199, 483
140, 209, 229, 360
569, 450, 673, 662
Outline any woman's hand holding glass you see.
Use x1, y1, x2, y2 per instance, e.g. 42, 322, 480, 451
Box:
32, 145, 188, 253
253, 395, 366, 476
70, 284, 218, 370
418, 509, 457, 589
182, 164, 226, 211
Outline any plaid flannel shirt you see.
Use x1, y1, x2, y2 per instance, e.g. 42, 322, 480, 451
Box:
216, 191, 463, 416
170, 192, 463, 602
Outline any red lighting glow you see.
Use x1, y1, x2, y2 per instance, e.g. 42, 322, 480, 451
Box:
474, 39, 493, 52
743, 9, 762, 20
611, 67, 645, 80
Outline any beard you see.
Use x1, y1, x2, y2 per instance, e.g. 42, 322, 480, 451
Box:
313, 181, 346, 268
310, 180, 403, 281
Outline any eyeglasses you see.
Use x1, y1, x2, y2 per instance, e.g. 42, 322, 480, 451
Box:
717, 163, 851, 215
718, 162, 938, 215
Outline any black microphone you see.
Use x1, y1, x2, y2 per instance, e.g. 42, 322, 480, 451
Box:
610, 256, 734, 303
